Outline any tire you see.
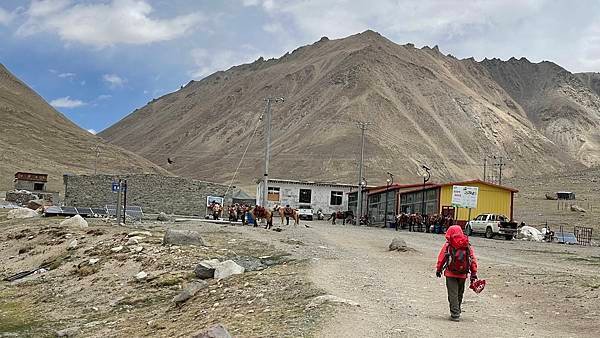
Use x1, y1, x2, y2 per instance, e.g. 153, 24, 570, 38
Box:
505, 234, 513, 240
308, 216, 313, 221
465, 225, 473, 236
485, 226, 494, 239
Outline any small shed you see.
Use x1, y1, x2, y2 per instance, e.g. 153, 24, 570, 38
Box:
14, 172, 48, 191
557, 191, 575, 200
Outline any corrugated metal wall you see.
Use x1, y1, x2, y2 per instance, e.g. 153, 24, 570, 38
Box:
439, 183, 512, 221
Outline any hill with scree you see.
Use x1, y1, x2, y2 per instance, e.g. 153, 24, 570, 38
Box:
0, 64, 170, 192
101, 30, 600, 188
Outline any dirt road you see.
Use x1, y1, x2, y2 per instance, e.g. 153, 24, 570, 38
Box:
276, 221, 600, 338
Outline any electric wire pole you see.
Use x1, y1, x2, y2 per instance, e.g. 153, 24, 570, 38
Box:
496, 156, 505, 185
93, 145, 101, 175
261, 97, 284, 207
356, 121, 372, 224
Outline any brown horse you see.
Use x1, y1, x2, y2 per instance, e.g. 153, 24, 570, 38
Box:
274, 204, 299, 226
249, 205, 273, 229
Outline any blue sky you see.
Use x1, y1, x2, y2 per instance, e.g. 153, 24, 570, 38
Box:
1, 0, 600, 134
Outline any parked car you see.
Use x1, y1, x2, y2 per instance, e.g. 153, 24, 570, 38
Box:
298, 205, 313, 221
465, 213, 517, 240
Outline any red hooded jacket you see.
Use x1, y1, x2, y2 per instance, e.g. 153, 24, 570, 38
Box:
436, 225, 478, 279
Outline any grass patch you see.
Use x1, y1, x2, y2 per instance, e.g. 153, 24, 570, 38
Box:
0, 290, 43, 333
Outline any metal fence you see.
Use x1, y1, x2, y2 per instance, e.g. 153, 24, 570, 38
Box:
574, 226, 593, 246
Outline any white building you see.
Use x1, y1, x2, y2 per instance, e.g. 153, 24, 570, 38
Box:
256, 178, 356, 215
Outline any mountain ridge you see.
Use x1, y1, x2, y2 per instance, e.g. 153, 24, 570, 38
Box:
100, 30, 596, 189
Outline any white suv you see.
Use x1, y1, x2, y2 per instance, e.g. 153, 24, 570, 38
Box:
298, 205, 313, 221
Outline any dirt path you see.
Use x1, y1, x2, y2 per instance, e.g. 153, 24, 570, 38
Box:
296, 222, 600, 338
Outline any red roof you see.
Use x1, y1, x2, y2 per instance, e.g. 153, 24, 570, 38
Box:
367, 183, 437, 195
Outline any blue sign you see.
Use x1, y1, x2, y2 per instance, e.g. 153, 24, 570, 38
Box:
112, 182, 120, 193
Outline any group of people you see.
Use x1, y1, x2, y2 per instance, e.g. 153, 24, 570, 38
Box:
395, 212, 454, 233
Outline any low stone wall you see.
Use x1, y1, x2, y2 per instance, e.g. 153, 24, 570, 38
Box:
64, 174, 233, 216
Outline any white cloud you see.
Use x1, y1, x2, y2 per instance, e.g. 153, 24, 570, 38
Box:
0, 6, 14, 25
87, 129, 97, 134
17, 0, 204, 47
190, 47, 264, 79
58, 72, 76, 78
97, 94, 112, 100
102, 74, 126, 88
50, 96, 86, 108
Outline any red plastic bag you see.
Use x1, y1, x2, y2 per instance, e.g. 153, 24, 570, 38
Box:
470, 279, 486, 294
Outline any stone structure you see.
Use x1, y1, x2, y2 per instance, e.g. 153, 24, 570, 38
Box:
64, 174, 232, 216
14, 172, 48, 191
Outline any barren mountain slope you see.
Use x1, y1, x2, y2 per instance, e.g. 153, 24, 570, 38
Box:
481, 59, 600, 165
0, 64, 170, 192
576, 72, 600, 97
101, 31, 581, 188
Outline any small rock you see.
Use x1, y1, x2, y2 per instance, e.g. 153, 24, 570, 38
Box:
157, 212, 170, 221
67, 239, 78, 250
163, 228, 207, 246
89, 258, 100, 265
214, 260, 245, 280
389, 237, 410, 252
195, 260, 218, 279
173, 281, 208, 304
60, 215, 88, 228
126, 237, 140, 246
133, 246, 144, 253
136, 271, 148, 281
55, 326, 80, 337
191, 324, 232, 338
111, 246, 123, 252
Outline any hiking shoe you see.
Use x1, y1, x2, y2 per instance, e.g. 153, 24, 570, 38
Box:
450, 316, 460, 322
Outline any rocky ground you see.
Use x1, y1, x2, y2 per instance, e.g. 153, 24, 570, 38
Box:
1, 211, 599, 337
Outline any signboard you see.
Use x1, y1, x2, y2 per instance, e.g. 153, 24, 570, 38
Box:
206, 196, 224, 207
451, 185, 478, 209
111, 181, 120, 193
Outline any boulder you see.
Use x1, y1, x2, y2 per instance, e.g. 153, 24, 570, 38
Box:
128, 231, 152, 237
233, 256, 265, 272
194, 261, 218, 279
60, 215, 88, 228
157, 212, 170, 221
27, 199, 45, 210
570, 205, 586, 212
214, 260, 245, 280
136, 271, 148, 281
191, 324, 232, 338
163, 229, 207, 246
545, 193, 558, 200
389, 237, 410, 252
7, 207, 39, 219
172, 281, 208, 304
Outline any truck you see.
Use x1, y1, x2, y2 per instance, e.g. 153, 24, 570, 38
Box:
297, 204, 314, 221
465, 213, 518, 240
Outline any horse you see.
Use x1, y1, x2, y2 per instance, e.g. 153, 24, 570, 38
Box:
249, 205, 273, 229
274, 204, 299, 226
395, 213, 410, 230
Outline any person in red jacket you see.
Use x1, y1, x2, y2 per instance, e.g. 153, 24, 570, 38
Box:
436, 225, 478, 321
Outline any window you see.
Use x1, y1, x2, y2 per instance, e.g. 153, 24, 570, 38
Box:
33, 183, 44, 191
299, 189, 312, 203
330, 191, 343, 205
267, 187, 280, 201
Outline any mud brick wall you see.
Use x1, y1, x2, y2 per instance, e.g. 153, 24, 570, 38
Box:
64, 174, 232, 216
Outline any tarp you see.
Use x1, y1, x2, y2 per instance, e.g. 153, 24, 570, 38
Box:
232, 189, 255, 205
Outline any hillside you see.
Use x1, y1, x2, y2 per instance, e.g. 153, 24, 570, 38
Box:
0, 64, 170, 192
100, 30, 596, 188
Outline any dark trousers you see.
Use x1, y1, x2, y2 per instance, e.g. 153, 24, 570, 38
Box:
446, 277, 466, 318
285, 216, 289, 225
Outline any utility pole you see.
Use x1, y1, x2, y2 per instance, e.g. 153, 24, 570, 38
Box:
483, 157, 487, 182
261, 97, 284, 207
356, 121, 371, 224
496, 156, 505, 185
93, 145, 101, 175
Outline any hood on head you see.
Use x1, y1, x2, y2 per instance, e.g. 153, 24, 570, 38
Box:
446, 225, 469, 248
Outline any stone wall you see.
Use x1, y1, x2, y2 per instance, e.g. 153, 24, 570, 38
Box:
64, 174, 233, 216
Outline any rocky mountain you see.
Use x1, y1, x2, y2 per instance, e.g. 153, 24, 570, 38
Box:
0, 64, 170, 192
100, 30, 597, 189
